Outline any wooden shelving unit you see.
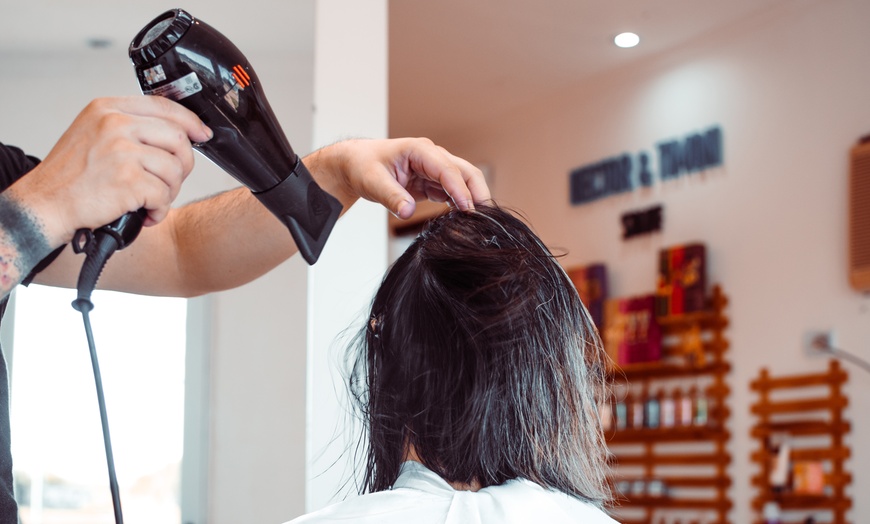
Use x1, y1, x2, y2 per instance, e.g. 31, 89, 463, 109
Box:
749, 360, 852, 524
605, 284, 732, 524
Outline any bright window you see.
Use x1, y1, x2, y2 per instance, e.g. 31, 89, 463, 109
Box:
10, 284, 187, 524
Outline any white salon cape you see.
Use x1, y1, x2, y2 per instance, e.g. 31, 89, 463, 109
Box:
285, 461, 619, 524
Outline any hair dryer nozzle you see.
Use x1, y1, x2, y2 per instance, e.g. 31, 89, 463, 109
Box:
129, 9, 341, 264
254, 158, 342, 265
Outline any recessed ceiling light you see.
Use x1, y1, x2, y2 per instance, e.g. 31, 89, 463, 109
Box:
614, 32, 640, 48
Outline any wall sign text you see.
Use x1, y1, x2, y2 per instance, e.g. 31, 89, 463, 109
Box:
569, 125, 723, 206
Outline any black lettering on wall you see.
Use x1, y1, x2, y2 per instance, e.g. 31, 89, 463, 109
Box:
621, 205, 663, 239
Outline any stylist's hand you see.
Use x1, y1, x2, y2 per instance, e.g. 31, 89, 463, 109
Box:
306, 138, 491, 219
6, 96, 212, 247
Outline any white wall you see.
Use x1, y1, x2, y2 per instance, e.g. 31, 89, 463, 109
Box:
437, 0, 870, 521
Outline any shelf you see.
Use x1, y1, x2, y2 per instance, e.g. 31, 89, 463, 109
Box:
749, 360, 852, 524
615, 495, 733, 510
659, 476, 732, 489
609, 360, 730, 381
656, 310, 728, 330
751, 396, 848, 416
613, 452, 730, 467
749, 366, 847, 390
751, 420, 851, 438
750, 472, 853, 489
605, 284, 732, 524
606, 424, 728, 444
751, 446, 850, 463
751, 493, 852, 511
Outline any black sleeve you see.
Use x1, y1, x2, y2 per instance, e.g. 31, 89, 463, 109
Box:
0, 142, 68, 285
0, 142, 40, 189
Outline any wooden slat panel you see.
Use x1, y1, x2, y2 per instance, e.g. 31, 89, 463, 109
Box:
750, 396, 847, 415
751, 420, 850, 437
750, 369, 847, 391
751, 445, 850, 463
618, 496, 732, 510
749, 360, 851, 524
607, 425, 729, 444
751, 495, 852, 511
614, 452, 730, 466
656, 310, 729, 330
607, 518, 645, 524
751, 470, 852, 489
609, 360, 731, 381
752, 520, 835, 524
662, 475, 731, 488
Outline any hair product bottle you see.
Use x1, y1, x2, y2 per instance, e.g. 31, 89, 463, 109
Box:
661, 388, 676, 427
646, 389, 661, 429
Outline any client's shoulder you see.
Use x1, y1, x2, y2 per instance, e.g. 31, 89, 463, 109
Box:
479, 479, 620, 523
285, 479, 619, 524
282, 486, 448, 524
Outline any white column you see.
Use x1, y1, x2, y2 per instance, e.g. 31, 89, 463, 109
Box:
306, 0, 389, 513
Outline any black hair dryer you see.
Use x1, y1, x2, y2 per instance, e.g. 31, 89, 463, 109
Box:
129, 8, 342, 264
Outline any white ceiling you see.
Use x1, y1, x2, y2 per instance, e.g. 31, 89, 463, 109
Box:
0, 0, 791, 140
388, 0, 792, 139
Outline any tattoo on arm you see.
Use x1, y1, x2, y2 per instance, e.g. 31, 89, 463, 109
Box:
0, 194, 52, 298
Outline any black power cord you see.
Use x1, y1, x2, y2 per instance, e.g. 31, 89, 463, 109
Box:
74, 302, 124, 524
70, 209, 146, 524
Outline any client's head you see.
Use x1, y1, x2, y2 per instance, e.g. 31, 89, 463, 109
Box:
349, 204, 611, 505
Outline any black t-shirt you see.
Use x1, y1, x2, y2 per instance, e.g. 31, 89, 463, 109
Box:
0, 142, 48, 522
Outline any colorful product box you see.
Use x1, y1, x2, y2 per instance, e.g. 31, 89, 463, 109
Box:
792, 461, 826, 495
603, 294, 662, 366
656, 243, 707, 316
567, 263, 608, 330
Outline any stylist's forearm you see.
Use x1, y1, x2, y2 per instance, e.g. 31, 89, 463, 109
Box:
0, 192, 55, 300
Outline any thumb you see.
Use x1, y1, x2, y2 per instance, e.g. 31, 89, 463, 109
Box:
388, 192, 416, 219
365, 172, 416, 219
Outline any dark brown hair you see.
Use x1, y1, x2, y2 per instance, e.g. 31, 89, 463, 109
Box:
348, 204, 611, 505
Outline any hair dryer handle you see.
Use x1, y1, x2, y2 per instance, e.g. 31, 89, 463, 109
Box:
253, 158, 342, 265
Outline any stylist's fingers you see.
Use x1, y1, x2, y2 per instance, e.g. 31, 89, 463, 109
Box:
123, 97, 212, 219
114, 95, 213, 144
409, 138, 474, 210
314, 137, 492, 221
438, 147, 491, 206
405, 138, 481, 211
138, 144, 188, 217
133, 116, 197, 185
354, 163, 419, 219
421, 179, 450, 203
